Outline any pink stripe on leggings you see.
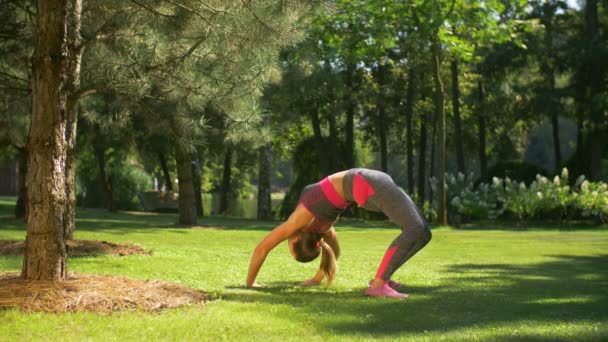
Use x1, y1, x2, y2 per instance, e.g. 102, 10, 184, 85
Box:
375, 246, 398, 279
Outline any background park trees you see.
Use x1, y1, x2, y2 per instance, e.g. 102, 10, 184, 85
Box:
0, 0, 606, 279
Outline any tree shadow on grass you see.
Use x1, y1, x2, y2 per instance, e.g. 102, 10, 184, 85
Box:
223, 255, 608, 339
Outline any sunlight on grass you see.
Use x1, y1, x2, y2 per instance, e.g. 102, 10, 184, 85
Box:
0, 198, 607, 341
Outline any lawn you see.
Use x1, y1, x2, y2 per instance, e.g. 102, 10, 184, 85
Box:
0, 196, 607, 341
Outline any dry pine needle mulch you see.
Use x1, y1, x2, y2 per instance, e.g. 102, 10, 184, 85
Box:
0, 240, 151, 257
0, 272, 209, 314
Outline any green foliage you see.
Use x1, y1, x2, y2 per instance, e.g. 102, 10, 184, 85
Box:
76, 146, 151, 211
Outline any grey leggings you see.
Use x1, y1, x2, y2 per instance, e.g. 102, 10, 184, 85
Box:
344, 169, 432, 280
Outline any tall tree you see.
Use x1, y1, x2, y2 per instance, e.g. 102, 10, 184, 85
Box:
23, 0, 81, 281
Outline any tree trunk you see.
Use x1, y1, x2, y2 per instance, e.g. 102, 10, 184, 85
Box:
327, 112, 338, 172
257, 134, 273, 220
175, 142, 197, 225
417, 108, 429, 205
310, 108, 329, 174
451, 60, 465, 174
429, 109, 437, 205
377, 63, 388, 173
93, 141, 116, 212
477, 80, 488, 179
344, 63, 356, 168
192, 149, 203, 217
23, 0, 74, 281
432, 41, 447, 225
586, 0, 604, 181
542, 13, 561, 172
550, 112, 561, 170
159, 152, 173, 191
219, 146, 233, 215
405, 68, 416, 195
15, 147, 28, 220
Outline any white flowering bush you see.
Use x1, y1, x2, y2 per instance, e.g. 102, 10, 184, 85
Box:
527, 168, 573, 219
572, 176, 608, 223
495, 177, 539, 221
431, 173, 504, 221
436, 168, 607, 224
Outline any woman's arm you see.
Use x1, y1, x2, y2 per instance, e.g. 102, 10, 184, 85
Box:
246, 205, 313, 287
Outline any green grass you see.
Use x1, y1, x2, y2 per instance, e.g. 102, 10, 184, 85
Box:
1, 196, 607, 341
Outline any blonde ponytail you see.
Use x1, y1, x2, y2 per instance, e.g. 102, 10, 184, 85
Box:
319, 239, 337, 288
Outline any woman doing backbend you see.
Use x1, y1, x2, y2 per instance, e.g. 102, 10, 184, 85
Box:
246, 168, 431, 298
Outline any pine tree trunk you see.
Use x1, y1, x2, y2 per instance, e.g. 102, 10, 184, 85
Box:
586, 0, 604, 181
344, 63, 356, 169
64, 0, 82, 241
477, 80, 488, 179
15, 147, 28, 220
23, 0, 73, 281
192, 149, 203, 217
159, 152, 173, 191
405, 68, 416, 195
94, 141, 115, 212
377, 64, 388, 173
219, 147, 233, 215
257, 139, 273, 220
551, 112, 561, 170
542, 15, 561, 172
451, 60, 465, 174
417, 108, 429, 205
432, 41, 447, 225
175, 142, 196, 225
429, 109, 437, 205
327, 112, 338, 172
310, 108, 329, 174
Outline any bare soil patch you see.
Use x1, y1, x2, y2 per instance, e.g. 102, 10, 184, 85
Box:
0, 240, 151, 257
0, 272, 209, 313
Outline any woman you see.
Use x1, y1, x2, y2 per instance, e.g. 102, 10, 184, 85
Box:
246, 168, 431, 298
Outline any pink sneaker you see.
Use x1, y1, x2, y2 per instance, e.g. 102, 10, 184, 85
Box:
368, 279, 405, 291
387, 280, 405, 290
365, 282, 408, 299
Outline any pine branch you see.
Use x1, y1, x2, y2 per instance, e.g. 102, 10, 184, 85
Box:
0, 70, 29, 84
129, 0, 176, 18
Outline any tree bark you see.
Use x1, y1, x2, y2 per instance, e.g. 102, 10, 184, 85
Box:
405, 68, 416, 195
15, 147, 28, 220
219, 146, 233, 215
175, 142, 197, 225
257, 135, 273, 220
64, 0, 82, 241
477, 80, 488, 179
432, 41, 447, 225
159, 152, 173, 191
451, 60, 465, 174
23, 0, 74, 281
